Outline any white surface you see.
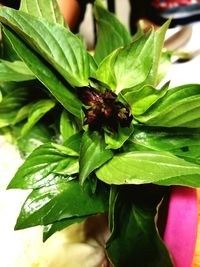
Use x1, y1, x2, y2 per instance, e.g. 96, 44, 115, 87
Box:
164, 22, 200, 87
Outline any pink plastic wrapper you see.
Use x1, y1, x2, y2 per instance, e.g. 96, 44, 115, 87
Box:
163, 186, 198, 267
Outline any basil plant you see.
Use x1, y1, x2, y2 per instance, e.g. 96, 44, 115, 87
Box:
0, 0, 200, 266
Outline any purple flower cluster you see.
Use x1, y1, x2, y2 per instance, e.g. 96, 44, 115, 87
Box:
78, 87, 132, 132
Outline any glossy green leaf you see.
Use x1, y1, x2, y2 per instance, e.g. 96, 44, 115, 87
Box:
155, 174, 200, 187
123, 82, 169, 116
60, 110, 79, 142
43, 216, 87, 241
156, 51, 172, 85
107, 187, 173, 267
137, 84, 200, 128
15, 180, 109, 229
14, 122, 53, 158
20, 0, 65, 26
89, 54, 98, 78
96, 151, 200, 186
3, 26, 82, 118
1, 31, 20, 61
52, 143, 79, 157
21, 99, 55, 136
95, 49, 119, 90
108, 185, 119, 235
145, 20, 171, 86
0, 87, 28, 111
79, 131, 113, 185
63, 133, 82, 155
12, 103, 34, 125
129, 127, 200, 163
0, 7, 89, 87
121, 20, 170, 99
111, 31, 154, 92
94, 0, 131, 63
8, 142, 79, 189
0, 87, 28, 127
0, 112, 17, 128
0, 60, 34, 82
96, 31, 154, 92
105, 126, 134, 150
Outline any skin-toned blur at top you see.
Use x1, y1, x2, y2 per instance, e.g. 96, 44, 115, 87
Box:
0, 0, 80, 29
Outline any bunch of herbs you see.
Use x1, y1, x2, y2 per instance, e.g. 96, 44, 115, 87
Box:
0, 0, 200, 266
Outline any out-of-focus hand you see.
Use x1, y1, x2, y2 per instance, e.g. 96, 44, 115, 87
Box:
0, 0, 80, 29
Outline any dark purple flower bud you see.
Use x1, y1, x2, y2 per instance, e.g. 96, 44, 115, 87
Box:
104, 105, 113, 118
77, 87, 132, 132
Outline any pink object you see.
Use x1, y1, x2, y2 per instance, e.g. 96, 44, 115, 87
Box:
163, 186, 198, 267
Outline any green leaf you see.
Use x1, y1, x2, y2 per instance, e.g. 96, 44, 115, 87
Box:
63, 132, 82, 155
105, 126, 134, 150
0, 7, 89, 87
155, 174, 200, 187
94, 0, 131, 63
60, 110, 79, 142
137, 84, 200, 128
79, 131, 113, 185
0, 87, 28, 127
43, 216, 86, 241
145, 20, 171, 86
0, 60, 35, 82
0, 112, 17, 128
0, 87, 28, 111
89, 54, 98, 78
15, 180, 109, 229
129, 127, 200, 163
123, 82, 169, 116
8, 142, 79, 189
96, 30, 154, 92
14, 122, 53, 158
12, 103, 34, 125
120, 20, 170, 99
156, 51, 172, 85
106, 187, 173, 267
95, 49, 119, 90
1, 31, 20, 61
52, 143, 79, 157
110, 31, 154, 92
3, 26, 82, 118
21, 99, 55, 136
20, 0, 65, 26
108, 185, 119, 234
96, 151, 200, 187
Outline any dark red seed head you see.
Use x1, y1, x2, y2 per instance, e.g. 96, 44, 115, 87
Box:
78, 87, 132, 132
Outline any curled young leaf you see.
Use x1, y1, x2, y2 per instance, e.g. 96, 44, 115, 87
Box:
96, 31, 154, 92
